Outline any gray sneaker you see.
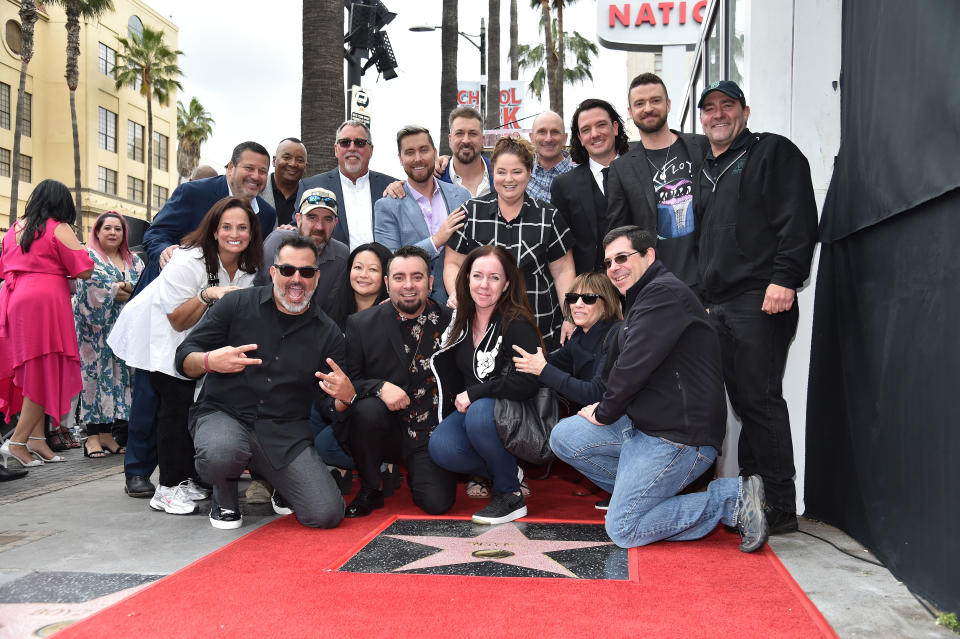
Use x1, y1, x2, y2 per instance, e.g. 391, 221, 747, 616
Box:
737, 475, 769, 553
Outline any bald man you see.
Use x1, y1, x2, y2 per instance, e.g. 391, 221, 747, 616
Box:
526, 111, 575, 202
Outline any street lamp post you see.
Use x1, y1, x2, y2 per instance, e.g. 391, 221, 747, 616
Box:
410, 19, 486, 121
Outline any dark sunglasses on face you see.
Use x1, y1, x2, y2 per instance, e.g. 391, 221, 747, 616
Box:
603, 250, 640, 270
565, 293, 601, 305
274, 264, 318, 278
336, 137, 370, 148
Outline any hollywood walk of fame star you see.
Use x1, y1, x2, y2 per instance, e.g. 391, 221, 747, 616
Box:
386, 522, 614, 578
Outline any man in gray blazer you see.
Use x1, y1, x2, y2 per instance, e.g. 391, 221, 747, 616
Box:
261, 138, 308, 227
374, 126, 470, 305
296, 120, 398, 250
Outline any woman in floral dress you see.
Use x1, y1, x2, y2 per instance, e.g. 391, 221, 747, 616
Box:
73, 212, 143, 458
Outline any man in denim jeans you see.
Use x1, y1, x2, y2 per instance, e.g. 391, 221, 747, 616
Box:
550, 226, 768, 551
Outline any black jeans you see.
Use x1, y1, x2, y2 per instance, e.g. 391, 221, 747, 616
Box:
707, 290, 799, 512
149, 371, 198, 488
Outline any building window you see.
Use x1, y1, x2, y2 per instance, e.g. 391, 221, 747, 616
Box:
727, 0, 746, 87
0, 82, 9, 130
21, 92, 30, 137
127, 120, 144, 162
17, 153, 31, 183
152, 131, 169, 171
654, 52, 663, 75
128, 15, 144, 38
152, 184, 169, 209
98, 166, 117, 194
127, 176, 144, 202
0, 148, 10, 177
98, 107, 117, 152
98, 42, 116, 77
5, 20, 22, 55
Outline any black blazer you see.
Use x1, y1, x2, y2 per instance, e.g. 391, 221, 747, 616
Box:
550, 163, 608, 274
344, 300, 453, 398
296, 168, 398, 248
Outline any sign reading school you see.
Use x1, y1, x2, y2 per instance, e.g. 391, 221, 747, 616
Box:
596, 1, 707, 51
456, 80, 526, 129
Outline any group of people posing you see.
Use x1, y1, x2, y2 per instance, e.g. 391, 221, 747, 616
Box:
0, 73, 817, 554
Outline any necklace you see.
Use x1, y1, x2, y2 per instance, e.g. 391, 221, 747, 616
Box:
645, 139, 675, 181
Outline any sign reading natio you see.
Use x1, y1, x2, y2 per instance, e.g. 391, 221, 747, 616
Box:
597, 1, 707, 51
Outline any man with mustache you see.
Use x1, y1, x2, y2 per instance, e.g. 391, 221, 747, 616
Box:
260, 138, 308, 227
254, 188, 348, 311
176, 235, 350, 530
606, 73, 708, 296
296, 120, 397, 250
374, 125, 470, 305
439, 107, 494, 197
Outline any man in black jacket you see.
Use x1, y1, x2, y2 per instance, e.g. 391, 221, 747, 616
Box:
339, 245, 456, 517
695, 81, 818, 534
550, 226, 768, 552
606, 73, 707, 295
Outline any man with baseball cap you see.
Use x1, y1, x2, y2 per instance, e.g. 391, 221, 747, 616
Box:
255, 187, 349, 312
694, 80, 818, 535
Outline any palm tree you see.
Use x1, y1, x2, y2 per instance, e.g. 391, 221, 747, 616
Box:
115, 26, 182, 221
485, 0, 501, 130
47, 0, 114, 231
8, 0, 38, 226
439, 0, 459, 155
538, 0, 559, 115
176, 97, 215, 184
518, 2, 597, 119
301, 3, 343, 177
509, 0, 518, 80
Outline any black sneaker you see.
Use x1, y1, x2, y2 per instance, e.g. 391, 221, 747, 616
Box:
209, 503, 242, 530
472, 491, 528, 525
765, 506, 799, 535
271, 491, 293, 516
595, 498, 610, 510
737, 475, 769, 553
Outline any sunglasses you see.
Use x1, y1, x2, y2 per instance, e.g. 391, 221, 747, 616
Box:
302, 194, 338, 210
602, 251, 640, 270
336, 137, 370, 148
565, 293, 601, 305
274, 264, 319, 278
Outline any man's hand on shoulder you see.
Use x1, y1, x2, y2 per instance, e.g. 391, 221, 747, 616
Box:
159, 244, 178, 269
383, 180, 407, 200
435, 155, 450, 178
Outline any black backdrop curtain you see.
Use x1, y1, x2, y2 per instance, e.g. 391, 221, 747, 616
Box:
806, 1, 960, 611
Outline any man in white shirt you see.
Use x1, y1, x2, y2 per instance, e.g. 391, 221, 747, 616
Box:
296, 120, 398, 250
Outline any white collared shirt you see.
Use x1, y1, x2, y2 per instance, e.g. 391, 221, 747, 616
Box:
588, 155, 619, 195
449, 159, 491, 198
339, 170, 373, 249
226, 183, 261, 213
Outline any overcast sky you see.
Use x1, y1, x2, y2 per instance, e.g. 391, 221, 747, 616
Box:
147, 0, 631, 178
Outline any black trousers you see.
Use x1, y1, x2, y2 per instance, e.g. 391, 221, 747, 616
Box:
707, 290, 799, 513
149, 371, 198, 488
348, 397, 456, 515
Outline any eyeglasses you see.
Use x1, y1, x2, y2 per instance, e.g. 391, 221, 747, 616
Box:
565, 293, 601, 305
603, 251, 640, 270
336, 138, 370, 148
302, 194, 338, 210
274, 264, 319, 278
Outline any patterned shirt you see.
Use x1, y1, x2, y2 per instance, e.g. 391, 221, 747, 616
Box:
448, 192, 571, 346
398, 300, 444, 438
526, 153, 575, 202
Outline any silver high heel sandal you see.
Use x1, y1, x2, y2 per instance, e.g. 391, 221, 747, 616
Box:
27, 436, 65, 463
0, 440, 45, 468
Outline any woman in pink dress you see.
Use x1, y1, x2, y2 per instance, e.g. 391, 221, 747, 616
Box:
0, 180, 94, 468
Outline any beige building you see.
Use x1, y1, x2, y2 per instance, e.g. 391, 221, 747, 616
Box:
0, 0, 178, 234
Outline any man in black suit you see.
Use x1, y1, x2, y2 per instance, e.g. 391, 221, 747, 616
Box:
339, 245, 456, 517
296, 120, 397, 250
606, 73, 708, 295
550, 99, 631, 275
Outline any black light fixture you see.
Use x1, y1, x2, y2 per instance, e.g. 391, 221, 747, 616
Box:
364, 31, 398, 80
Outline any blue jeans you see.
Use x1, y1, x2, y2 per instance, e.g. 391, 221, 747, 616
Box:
309, 404, 354, 470
428, 398, 521, 494
550, 414, 742, 548
124, 368, 158, 478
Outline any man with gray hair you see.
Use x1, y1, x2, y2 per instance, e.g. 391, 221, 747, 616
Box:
296, 120, 397, 250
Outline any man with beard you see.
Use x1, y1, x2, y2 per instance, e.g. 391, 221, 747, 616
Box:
296, 121, 397, 250
175, 235, 349, 530
606, 73, 708, 294
374, 125, 470, 304
254, 188, 348, 311
336, 245, 456, 517
439, 107, 494, 197
260, 138, 308, 227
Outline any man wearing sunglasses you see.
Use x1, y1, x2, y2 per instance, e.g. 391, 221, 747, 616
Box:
295, 120, 398, 251
176, 235, 350, 530
254, 188, 348, 312
550, 225, 769, 553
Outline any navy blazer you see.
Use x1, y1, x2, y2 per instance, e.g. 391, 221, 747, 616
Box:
373, 180, 471, 304
296, 168, 398, 249
135, 175, 276, 295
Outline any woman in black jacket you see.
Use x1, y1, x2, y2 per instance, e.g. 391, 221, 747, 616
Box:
429, 245, 541, 525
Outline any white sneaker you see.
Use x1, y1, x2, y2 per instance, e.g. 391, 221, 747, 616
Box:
149, 484, 198, 515
181, 478, 211, 501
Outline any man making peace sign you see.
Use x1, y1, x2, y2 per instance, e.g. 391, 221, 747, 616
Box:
176, 235, 350, 530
